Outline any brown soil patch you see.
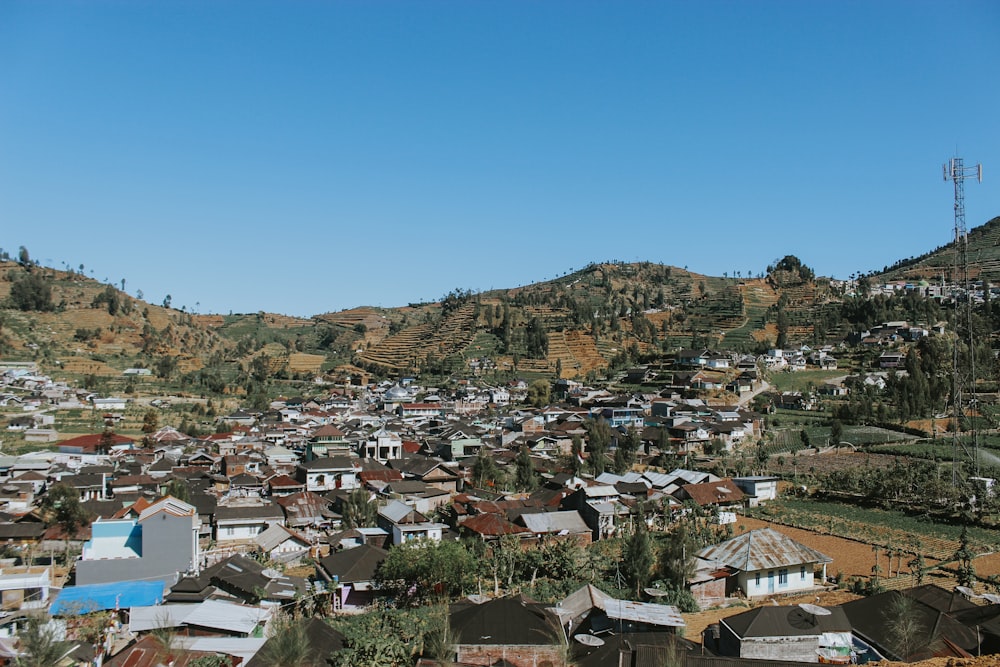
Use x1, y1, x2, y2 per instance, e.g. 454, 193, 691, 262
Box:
287, 353, 325, 373
735, 516, 880, 579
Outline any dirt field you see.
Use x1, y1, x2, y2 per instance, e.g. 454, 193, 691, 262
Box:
734, 516, 883, 579
681, 516, 1000, 665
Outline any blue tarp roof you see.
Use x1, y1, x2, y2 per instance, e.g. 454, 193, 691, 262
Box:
50, 579, 168, 615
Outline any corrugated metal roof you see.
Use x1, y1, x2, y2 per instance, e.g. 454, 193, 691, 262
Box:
697, 528, 832, 571
520, 510, 590, 535
604, 599, 685, 628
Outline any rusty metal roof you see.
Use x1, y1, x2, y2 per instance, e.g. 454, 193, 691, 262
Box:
696, 527, 833, 571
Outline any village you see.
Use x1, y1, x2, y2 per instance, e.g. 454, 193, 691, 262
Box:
0, 297, 998, 667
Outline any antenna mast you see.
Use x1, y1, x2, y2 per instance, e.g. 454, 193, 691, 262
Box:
943, 157, 983, 482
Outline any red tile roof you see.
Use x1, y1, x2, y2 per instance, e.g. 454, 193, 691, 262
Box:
461, 513, 527, 537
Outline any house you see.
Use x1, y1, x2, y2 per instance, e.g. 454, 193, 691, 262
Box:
253, 523, 312, 563
275, 491, 335, 528
563, 485, 630, 541
310, 424, 351, 457
0, 565, 50, 611
695, 528, 832, 599
57, 432, 135, 455
197, 553, 306, 604
361, 432, 404, 463
214, 501, 286, 544
672, 479, 746, 522
879, 351, 906, 368
75, 496, 199, 586
129, 597, 273, 637
706, 605, 853, 663
554, 584, 685, 636
297, 456, 360, 492
732, 476, 780, 506
377, 499, 447, 545
390, 457, 463, 493
840, 584, 1000, 661
450, 595, 566, 667
519, 510, 592, 546
91, 397, 128, 411
315, 543, 388, 611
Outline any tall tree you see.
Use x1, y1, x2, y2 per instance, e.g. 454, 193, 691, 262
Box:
471, 448, 505, 490
622, 512, 654, 597
585, 418, 612, 476
514, 445, 539, 492
658, 523, 696, 590
39, 484, 87, 563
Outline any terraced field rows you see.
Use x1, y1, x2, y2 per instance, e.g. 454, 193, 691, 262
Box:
565, 330, 607, 376
357, 303, 477, 371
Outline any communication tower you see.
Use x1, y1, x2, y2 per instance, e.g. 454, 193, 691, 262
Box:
943, 157, 983, 481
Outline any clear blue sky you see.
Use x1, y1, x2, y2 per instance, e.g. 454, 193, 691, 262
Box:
2, 1, 998, 317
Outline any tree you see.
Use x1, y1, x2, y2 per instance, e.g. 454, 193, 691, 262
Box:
330, 607, 430, 667
514, 445, 538, 492
254, 613, 323, 667
622, 512, 654, 597
954, 525, 977, 588
830, 418, 843, 446
584, 418, 612, 476
142, 409, 159, 435
375, 540, 476, 605
883, 593, 939, 660
799, 429, 810, 450
342, 488, 378, 528
164, 478, 191, 503
525, 317, 549, 358
471, 448, 505, 490
17, 246, 30, 266
14, 616, 65, 667
525, 379, 550, 407
8, 272, 54, 311
658, 523, 696, 590
39, 484, 87, 563
613, 426, 641, 474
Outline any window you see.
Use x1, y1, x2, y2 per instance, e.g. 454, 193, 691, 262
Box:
755, 572, 760, 586
801, 566, 807, 580
778, 569, 788, 585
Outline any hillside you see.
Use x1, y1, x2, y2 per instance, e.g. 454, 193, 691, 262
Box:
0, 255, 847, 387
4, 214, 999, 389
875, 215, 1000, 284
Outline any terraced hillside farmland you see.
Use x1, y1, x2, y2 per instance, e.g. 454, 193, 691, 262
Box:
357, 303, 478, 372
878, 215, 1000, 283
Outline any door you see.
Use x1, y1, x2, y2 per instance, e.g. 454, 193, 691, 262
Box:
767, 570, 775, 593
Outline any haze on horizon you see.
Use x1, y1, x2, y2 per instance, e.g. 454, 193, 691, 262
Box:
1, 1, 998, 317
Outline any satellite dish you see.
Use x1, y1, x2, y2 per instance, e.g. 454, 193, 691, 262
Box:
983, 594, 1000, 605
955, 585, 976, 598
645, 587, 669, 597
574, 634, 605, 647
715, 486, 732, 494
798, 603, 832, 617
